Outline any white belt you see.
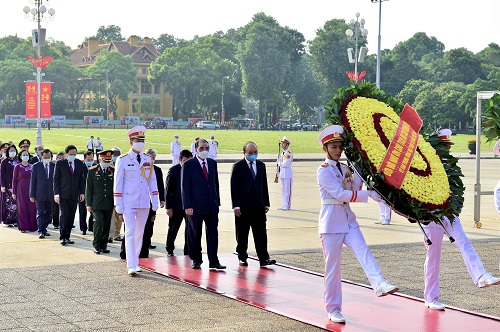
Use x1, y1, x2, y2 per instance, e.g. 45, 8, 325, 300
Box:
322, 198, 347, 205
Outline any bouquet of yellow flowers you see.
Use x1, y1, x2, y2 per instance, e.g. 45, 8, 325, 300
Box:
326, 81, 464, 223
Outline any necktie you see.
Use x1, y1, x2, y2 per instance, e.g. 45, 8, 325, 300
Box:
69, 161, 74, 175
202, 161, 208, 181
249, 161, 256, 180
137, 154, 141, 164
336, 162, 343, 175
45, 164, 49, 179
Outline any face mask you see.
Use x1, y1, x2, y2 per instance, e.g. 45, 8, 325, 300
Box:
9, 151, 16, 158
198, 151, 209, 160
42, 158, 51, 165
67, 155, 76, 162
100, 162, 110, 169
132, 142, 145, 152
37, 150, 42, 156
85, 161, 94, 167
175, 138, 178, 142
112, 156, 118, 163
247, 154, 258, 162
21, 155, 30, 162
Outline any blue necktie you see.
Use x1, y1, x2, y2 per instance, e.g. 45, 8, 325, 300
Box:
249, 161, 256, 180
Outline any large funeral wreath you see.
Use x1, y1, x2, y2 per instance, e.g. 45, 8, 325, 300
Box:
326, 81, 465, 223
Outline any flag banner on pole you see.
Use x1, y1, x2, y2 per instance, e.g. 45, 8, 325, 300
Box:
40, 82, 52, 118
25, 82, 37, 118
377, 104, 423, 189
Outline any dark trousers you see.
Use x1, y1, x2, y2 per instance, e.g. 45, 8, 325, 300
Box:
92, 209, 112, 250
166, 213, 189, 255
140, 210, 155, 258
35, 200, 53, 235
187, 213, 219, 265
235, 212, 269, 262
52, 201, 59, 227
59, 198, 78, 240
79, 200, 93, 232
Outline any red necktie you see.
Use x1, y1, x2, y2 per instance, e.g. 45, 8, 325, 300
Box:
202, 161, 208, 181
69, 161, 74, 175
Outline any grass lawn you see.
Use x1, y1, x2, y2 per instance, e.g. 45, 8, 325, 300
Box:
0, 128, 493, 155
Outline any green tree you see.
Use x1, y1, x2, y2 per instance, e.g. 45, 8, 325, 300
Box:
153, 33, 187, 54
0, 59, 33, 115
427, 48, 486, 84
136, 96, 160, 116
90, 25, 124, 43
86, 50, 137, 119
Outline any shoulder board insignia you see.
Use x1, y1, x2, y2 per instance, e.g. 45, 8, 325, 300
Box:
119, 153, 127, 158
89, 165, 98, 170
321, 162, 328, 168
109, 165, 115, 169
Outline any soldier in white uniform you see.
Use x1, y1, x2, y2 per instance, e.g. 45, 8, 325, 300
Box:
422, 129, 500, 310
375, 202, 392, 225
493, 139, 500, 215
208, 134, 218, 160
170, 134, 182, 166
190, 136, 199, 156
276, 136, 293, 210
113, 126, 159, 276
317, 125, 399, 323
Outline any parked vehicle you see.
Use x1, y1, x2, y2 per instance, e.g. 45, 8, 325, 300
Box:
143, 119, 168, 129
301, 122, 313, 131
196, 121, 220, 130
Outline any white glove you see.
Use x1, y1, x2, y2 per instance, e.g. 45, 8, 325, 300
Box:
115, 204, 124, 214
368, 190, 382, 202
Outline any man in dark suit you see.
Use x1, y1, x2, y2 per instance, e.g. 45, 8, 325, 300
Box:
79, 151, 96, 235
139, 148, 165, 257
85, 150, 114, 254
182, 139, 225, 270
53, 144, 86, 245
29, 145, 44, 164
29, 149, 55, 239
231, 141, 276, 267
165, 149, 192, 256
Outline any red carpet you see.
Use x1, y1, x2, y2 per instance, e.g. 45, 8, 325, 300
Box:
140, 253, 500, 331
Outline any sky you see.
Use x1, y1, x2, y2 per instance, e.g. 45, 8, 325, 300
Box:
1, 0, 498, 54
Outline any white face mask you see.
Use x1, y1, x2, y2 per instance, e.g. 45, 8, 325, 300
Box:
198, 150, 209, 160
100, 162, 110, 169
9, 151, 16, 158
42, 158, 51, 165
21, 155, 30, 162
132, 142, 145, 152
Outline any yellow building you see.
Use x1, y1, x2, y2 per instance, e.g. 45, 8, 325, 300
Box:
69, 35, 172, 118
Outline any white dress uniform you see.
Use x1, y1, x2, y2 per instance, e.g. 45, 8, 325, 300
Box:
190, 139, 198, 156
277, 138, 293, 210
171, 138, 181, 166
376, 202, 392, 224
495, 180, 500, 215
208, 139, 218, 160
318, 159, 390, 313
422, 215, 489, 304
114, 127, 159, 273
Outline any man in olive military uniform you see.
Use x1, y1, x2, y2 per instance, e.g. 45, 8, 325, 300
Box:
85, 150, 115, 254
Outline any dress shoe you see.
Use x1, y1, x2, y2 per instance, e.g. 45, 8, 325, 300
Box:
260, 259, 276, 267
72, 225, 75, 228
209, 263, 226, 270
60, 239, 66, 245
167, 252, 175, 257
149, 244, 156, 249
425, 299, 445, 310
81, 231, 86, 235
478, 273, 500, 288
66, 239, 75, 244
93, 248, 101, 254
374, 218, 384, 224
239, 260, 248, 266
53, 226, 59, 230
328, 309, 346, 323
44, 232, 51, 236
376, 280, 399, 297
135, 266, 142, 272
108, 238, 113, 243
382, 220, 391, 225
38, 234, 45, 239
101, 249, 110, 254
192, 262, 202, 269
7, 224, 14, 227
114, 236, 123, 241
128, 268, 137, 277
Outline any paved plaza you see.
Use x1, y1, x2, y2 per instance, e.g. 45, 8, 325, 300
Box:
0, 154, 498, 331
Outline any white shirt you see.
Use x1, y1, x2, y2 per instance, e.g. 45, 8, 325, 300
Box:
494, 180, 500, 215
208, 140, 218, 159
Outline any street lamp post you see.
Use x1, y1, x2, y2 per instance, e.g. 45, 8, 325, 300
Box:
371, 0, 387, 89
345, 12, 368, 79
23, 1, 55, 146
